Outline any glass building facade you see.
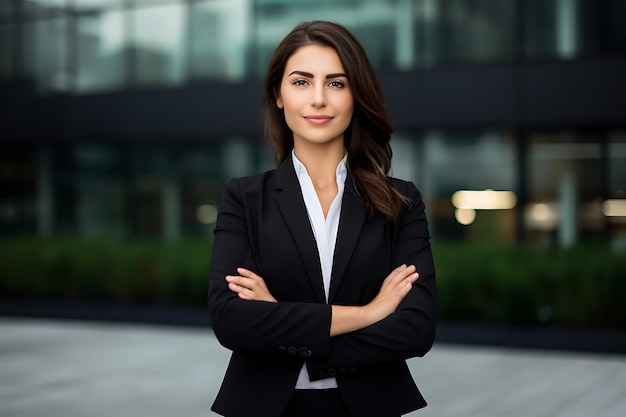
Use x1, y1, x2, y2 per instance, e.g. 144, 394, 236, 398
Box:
1, 0, 625, 248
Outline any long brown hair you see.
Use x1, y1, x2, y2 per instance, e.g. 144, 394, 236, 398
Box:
264, 20, 409, 222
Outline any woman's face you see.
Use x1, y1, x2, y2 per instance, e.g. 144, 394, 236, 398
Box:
277, 44, 354, 149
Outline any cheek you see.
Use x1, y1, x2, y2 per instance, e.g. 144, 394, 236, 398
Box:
339, 96, 354, 118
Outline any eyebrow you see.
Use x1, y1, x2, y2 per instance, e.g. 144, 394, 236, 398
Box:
288, 70, 348, 79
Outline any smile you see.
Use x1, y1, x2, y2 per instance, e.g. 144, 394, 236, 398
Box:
304, 115, 333, 125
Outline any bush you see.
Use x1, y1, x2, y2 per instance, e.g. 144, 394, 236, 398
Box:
0, 238, 212, 306
434, 242, 626, 327
1, 238, 625, 328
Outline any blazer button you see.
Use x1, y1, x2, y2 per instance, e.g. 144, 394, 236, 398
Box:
277, 346, 286, 353
328, 368, 337, 377
287, 346, 298, 356
349, 366, 357, 374
339, 367, 347, 375
299, 347, 312, 357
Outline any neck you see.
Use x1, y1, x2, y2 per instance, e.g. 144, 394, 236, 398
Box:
293, 141, 345, 184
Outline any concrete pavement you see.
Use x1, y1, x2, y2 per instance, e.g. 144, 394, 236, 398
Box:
1, 317, 625, 417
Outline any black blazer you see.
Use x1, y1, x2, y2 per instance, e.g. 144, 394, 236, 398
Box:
208, 158, 437, 417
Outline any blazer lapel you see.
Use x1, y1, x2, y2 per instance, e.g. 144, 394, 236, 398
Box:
328, 175, 367, 303
274, 159, 326, 303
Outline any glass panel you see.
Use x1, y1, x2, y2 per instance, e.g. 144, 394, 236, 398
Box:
609, 132, 626, 195
133, 3, 186, 87
255, 0, 397, 76
414, 0, 515, 67
133, 0, 182, 6
22, 17, 70, 93
526, 133, 604, 246
23, 0, 67, 15
130, 147, 171, 238
190, 0, 251, 82
76, 9, 126, 92
73, 0, 122, 10
608, 131, 626, 250
0, 151, 37, 235
0, 0, 13, 16
609, 0, 626, 55
418, 130, 516, 242
74, 146, 129, 238
0, 24, 13, 79
524, 0, 601, 60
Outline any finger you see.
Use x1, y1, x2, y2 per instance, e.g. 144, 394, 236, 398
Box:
228, 282, 244, 294
237, 268, 260, 279
389, 265, 416, 284
382, 264, 409, 284
228, 282, 258, 299
389, 271, 419, 294
237, 287, 258, 300
397, 280, 414, 298
227, 275, 256, 289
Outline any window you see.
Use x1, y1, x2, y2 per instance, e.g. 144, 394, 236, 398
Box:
133, 3, 186, 87
76, 8, 126, 92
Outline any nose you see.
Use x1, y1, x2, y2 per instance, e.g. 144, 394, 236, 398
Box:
310, 83, 326, 108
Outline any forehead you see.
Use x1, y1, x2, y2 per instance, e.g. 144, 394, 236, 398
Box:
284, 44, 345, 75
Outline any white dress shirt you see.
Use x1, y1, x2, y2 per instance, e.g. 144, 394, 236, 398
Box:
292, 149, 347, 389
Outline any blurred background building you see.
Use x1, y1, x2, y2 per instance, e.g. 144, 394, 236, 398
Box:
1, 0, 625, 249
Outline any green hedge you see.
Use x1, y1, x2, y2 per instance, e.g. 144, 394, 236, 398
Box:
435, 243, 626, 327
1, 239, 625, 327
0, 238, 212, 305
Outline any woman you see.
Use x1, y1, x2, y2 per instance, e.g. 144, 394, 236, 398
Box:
208, 21, 436, 417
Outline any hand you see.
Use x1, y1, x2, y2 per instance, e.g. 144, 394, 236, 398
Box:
225, 268, 277, 302
363, 264, 419, 324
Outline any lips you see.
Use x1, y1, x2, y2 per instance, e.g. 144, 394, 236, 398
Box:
304, 115, 333, 125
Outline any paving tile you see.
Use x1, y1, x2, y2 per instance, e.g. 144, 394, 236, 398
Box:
1, 318, 624, 417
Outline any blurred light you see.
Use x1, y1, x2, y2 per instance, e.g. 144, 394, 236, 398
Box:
525, 202, 558, 231
602, 199, 626, 217
197, 204, 218, 224
455, 208, 476, 225
452, 189, 517, 210
531, 203, 551, 221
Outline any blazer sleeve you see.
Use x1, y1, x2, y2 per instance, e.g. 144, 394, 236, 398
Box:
306, 181, 437, 380
208, 177, 333, 358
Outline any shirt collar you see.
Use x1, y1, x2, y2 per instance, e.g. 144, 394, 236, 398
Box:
292, 149, 348, 185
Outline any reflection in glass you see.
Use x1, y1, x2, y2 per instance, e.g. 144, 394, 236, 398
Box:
22, 17, 69, 92
0, 0, 13, 15
134, 4, 185, 87
23, 0, 67, 15
76, 9, 125, 92
527, 133, 605, 247
255, 0, 397, 76
74, 146, 129, 238
609, 131, 626, 197
0, 24, 13, 79
73, 0, 122, 9
524, 0, 601, 60
418, 0, 515, 66
419, 131, 516, 242
190, 0, 251, 81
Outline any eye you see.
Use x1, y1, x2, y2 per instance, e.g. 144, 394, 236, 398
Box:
328, 80, 345, 88
292, 79, 308, 86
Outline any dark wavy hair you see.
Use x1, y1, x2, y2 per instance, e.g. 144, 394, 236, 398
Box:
264, 20, 409, 222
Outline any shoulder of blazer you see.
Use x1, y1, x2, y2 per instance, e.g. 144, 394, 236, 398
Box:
390, 177, 422, 204
226, 158, 296, 194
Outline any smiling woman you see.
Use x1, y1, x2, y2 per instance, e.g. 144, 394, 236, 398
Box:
277, 45, 354, 152
208, 21, 436, 417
